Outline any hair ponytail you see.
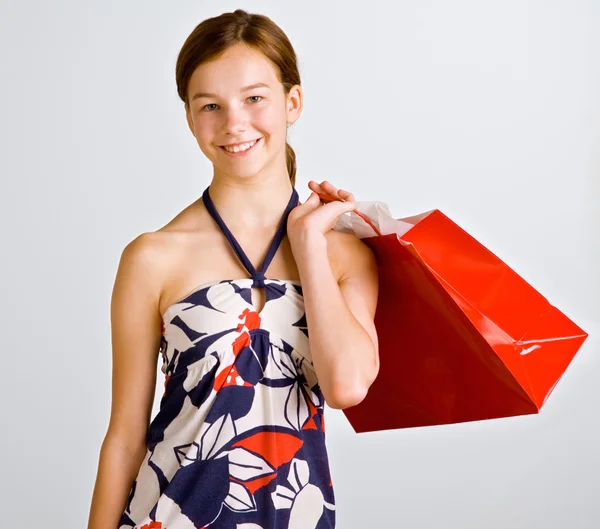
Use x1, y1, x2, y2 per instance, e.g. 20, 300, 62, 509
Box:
285, 142, 296, 186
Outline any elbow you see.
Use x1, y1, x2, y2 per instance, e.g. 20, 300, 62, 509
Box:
325, 364, 379, 410
322, 356, 379, 410
325, 383, 370, 410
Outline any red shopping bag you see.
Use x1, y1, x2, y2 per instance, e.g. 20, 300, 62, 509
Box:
323, 194, 589, 433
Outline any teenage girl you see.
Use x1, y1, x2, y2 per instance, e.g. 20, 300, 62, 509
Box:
87, 9, 379, 529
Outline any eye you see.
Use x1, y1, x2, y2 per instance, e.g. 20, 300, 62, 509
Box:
200, 96, 262, 113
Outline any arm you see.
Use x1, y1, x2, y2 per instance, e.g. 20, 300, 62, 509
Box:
296, 231, 379, 410
288, 181, 380, 410
87, 233, 164, 529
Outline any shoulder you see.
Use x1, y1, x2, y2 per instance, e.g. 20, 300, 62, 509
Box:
115, 202, 197, 297
325, 229, 378, 284
113, 232, 170, 313
119, 199, 206, 275
115, 200, 216, 305
119, 230, 171, 277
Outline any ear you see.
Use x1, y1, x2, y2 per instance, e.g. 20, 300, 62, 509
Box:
286, 84, 303, 126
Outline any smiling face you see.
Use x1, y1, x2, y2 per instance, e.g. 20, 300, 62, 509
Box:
185, 43, 302, 182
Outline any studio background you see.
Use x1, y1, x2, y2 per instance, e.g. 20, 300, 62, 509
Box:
1, 1, 598, 527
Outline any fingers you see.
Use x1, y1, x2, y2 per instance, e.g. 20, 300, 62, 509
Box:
308, 180, 355, 202
290, 188, 356, 236
312, 196, 357, 226
338, 188, 355, 202
307, 181, 327, 203
296, 191, 321, 210
297, 189, 355, 217
311, 180, 338, 199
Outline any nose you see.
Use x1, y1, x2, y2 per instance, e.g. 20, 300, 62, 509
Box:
222, 106, 248, 134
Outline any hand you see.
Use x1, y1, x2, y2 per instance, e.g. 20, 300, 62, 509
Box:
287, 180, 357, 253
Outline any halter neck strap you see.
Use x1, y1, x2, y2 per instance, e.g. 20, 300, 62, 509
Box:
201, 186, 299, 288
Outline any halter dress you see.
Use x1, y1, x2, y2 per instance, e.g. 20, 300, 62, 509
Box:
118, 186, 336, 529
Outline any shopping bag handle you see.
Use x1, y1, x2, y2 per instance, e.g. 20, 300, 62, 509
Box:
316, 192, 382, 237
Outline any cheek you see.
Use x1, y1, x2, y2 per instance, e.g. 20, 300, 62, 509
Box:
194, 120, 216, 144
252, 105, 285, 127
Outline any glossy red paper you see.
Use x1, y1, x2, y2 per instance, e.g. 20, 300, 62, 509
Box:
339, 209, 589, 433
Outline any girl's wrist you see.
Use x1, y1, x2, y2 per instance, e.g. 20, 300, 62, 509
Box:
289, 230, 328, 262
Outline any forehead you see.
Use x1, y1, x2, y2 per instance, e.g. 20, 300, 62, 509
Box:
188, 44, 280, 98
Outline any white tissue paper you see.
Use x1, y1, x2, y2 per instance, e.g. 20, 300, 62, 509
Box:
332, 200, 435, 239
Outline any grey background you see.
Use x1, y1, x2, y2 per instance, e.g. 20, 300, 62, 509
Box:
1, 0, 598, 527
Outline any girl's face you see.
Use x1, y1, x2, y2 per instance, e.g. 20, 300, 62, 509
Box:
185, 43, 302, 181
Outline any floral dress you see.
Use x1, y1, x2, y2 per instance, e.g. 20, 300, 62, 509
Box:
118, 186, 336, 529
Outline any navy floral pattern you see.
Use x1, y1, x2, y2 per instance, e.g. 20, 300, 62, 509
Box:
118, 278, 336, 529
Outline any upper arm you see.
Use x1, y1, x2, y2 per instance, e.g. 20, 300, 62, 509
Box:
334, 232, 380, 375
105, 232, 164, 454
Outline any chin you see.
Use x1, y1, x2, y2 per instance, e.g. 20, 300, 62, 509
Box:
216, 164, 264, 180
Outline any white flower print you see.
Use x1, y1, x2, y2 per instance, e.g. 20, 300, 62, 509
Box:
270, 458, 335, 529
269, 346, 321, 431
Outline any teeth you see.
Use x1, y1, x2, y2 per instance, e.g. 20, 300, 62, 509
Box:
223, 139, 257, 153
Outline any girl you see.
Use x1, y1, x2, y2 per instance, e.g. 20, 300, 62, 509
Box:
87, 9, 379, 529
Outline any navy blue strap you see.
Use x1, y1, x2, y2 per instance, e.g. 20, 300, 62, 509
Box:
202, 186, 299, 288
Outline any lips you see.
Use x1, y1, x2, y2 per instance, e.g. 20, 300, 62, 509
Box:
220, 138, 260, 148
219, 137, 262, 156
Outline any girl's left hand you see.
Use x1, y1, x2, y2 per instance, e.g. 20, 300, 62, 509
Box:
287, 180, 356, 251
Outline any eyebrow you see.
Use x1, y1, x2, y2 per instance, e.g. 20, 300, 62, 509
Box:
191, 82, 271, 102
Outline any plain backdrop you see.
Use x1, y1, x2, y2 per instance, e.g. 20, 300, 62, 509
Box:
1, 1, 598, 527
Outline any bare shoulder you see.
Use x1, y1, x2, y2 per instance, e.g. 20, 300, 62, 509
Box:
114, 230, 173, 308
325, 229, 378, 284
117, 199, 205, 293
119, 231, 169, 274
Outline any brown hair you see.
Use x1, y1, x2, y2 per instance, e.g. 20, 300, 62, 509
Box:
175, 9, 300, 186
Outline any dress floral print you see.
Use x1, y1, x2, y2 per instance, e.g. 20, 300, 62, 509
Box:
118, 187, 336, 529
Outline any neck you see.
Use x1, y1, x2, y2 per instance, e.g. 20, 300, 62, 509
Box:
204, 175, 295, 230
